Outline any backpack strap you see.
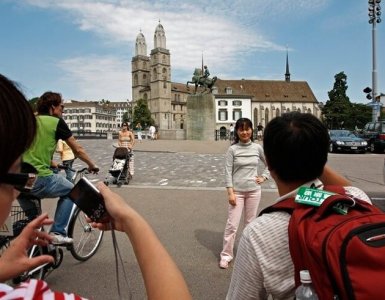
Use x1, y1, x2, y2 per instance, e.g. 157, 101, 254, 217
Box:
259, 197, 297, 216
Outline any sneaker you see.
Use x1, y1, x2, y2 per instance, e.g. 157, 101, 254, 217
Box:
219, 259, 229, 269
50, 233, 73, 245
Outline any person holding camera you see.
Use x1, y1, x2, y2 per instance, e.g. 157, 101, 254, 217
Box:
0, 73, 192, 299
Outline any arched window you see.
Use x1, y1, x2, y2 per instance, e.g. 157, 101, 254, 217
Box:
153, 68, 157, 80
265, 108, 269, 124
254, 108, 258, 127
143, 93, 148, 100
134, 74, 138, 85
276, 108, 280, 117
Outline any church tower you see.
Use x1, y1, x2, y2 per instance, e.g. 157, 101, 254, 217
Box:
150, 21, 171, 130
285, 48, 291, 82
131, 31, 150, 104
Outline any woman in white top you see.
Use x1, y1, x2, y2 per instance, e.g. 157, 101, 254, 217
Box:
219, 118, 270, 269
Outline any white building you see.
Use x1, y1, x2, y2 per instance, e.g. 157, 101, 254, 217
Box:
63, 101, 117, 133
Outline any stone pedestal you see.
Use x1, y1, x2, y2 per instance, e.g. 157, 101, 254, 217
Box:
186, 94, 215, 141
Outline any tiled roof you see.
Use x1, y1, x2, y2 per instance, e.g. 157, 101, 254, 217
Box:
213, 79, 318, 103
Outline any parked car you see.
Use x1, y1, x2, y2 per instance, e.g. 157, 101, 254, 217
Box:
358, 121, 385, 153
329, 130, 367, 153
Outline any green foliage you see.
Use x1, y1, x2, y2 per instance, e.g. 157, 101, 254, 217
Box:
133, 98, 154, 128
122, 111, 129, 123
29, 97, 39, 112
322, 72, 371, 130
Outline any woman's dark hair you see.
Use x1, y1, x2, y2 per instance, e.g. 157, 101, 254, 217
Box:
121, 122, 129, 128
0, 74, 36, 180
37, 91, 62, 114
263, 112, 329, 183
233, 118, 254, 144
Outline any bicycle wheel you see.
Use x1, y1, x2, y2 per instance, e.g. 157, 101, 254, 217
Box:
68, 207, 104, 261
13, 245, 46, 284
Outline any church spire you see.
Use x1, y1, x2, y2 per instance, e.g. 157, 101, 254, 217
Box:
285, 47, 290, 82
135, 30, 147, 56
154, 20, 166, 49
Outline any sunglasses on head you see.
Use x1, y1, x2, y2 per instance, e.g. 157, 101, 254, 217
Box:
1, 162, 38, 193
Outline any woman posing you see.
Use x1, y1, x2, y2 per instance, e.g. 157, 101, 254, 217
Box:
219, 118, 270, 269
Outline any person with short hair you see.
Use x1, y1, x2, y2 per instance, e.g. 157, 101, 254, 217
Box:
20, 91, 99, 245
226, 112, 370, 299
0, 73, 192, 299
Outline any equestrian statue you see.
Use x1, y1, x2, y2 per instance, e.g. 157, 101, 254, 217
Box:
186, 65, 217, 94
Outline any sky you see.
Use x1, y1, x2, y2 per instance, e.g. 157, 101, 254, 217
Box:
0, 0, 384, 104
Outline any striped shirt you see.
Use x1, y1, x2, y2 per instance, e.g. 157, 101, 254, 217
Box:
0, 279, 86, 299
226, 180, 371, 300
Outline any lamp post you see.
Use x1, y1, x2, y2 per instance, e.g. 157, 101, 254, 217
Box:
368, 0, 382, 121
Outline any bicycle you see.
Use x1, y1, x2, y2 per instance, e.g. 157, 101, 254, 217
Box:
0, 166, 104, 283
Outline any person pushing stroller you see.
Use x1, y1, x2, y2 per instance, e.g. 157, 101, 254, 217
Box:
105, 122, 135, 187
118, 121, 135, 175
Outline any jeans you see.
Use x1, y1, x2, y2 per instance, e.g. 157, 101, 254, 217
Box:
18, 174, 74, 236
62, 159, 75, 181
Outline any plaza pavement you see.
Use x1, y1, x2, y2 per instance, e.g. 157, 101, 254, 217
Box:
45, 138, 279, 300
46, 138, 385, 299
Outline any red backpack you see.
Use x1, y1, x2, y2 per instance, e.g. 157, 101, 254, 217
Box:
261, 185, 385, 300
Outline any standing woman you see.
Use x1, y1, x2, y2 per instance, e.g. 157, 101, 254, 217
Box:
219, 118, 270, 269
135, 122, 143, 142
118, 122, 135, 176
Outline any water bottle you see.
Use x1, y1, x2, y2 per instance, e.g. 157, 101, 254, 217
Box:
295, 270, 318, 300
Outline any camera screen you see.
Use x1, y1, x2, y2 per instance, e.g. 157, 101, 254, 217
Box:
69, 177, 107, 222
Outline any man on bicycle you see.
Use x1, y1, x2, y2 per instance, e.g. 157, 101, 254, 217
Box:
20, 92, 99, 245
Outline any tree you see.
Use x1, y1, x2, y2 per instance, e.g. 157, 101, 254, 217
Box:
322, 72, 372, 130
348, 103, 372, 130
132, 98, 154, 128
122, 111, 129, 123
322, 72, 352, 129
29, 97, 39, 112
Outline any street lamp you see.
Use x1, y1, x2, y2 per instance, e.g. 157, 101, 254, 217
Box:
368, 0, 382, 121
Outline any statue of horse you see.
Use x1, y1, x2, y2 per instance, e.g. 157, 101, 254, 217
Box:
186, 68, 217, 94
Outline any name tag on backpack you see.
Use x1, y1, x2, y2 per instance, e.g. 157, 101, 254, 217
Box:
295, 187, 348, 215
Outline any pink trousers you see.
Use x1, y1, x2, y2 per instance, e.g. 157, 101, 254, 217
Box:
220, 189, 261, 262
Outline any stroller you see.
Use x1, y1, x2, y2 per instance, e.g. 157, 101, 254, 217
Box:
104, 147, 133, 187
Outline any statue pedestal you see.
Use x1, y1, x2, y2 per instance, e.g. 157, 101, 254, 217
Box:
186, 94, 215, 141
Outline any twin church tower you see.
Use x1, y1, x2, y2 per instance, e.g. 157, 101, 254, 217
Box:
131, 22, 180, 132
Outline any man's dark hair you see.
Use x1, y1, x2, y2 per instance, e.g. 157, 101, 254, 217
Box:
263, 112, 329, 183
233, 118, 254, 144
0, 74, 36, 180
37, 91, 62, 114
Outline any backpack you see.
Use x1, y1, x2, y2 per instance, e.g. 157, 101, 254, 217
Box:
260, 185, 385, 300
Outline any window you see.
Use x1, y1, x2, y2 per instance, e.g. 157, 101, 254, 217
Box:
232, 100, 242, 106
218, 109, 228, 121
233, 109, 242, 120
225, 87, 232, 94
212, 87, 218, 94
218, 100, 228, 106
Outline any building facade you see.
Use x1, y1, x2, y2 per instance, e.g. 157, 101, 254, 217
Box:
131, 23, 321, 138
63, 101, 117, 133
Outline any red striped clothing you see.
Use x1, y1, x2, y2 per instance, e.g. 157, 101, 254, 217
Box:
0, 279, 87, 300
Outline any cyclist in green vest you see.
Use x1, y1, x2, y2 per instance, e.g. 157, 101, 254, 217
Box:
21, 92, 99, 245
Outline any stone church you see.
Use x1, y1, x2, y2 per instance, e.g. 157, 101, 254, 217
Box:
131, 22, 321, 139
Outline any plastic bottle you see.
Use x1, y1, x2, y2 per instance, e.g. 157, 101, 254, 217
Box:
294, 270, 319, 300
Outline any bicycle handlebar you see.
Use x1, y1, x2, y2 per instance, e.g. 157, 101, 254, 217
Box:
57, 165, 94, 174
